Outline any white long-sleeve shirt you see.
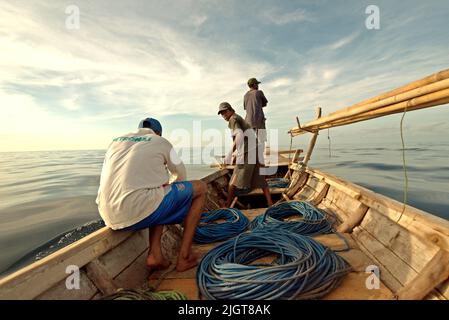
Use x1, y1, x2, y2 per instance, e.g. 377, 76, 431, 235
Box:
96, 128, 186, 230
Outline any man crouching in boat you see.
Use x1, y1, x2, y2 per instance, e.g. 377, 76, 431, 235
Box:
96, 118, 206, 272
218, 102, 273, 207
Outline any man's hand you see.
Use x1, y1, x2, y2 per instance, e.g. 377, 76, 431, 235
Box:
224, 152, 233, 165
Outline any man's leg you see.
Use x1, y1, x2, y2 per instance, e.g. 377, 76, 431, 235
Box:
146, 225, 170, 269
262, 187, 273, 207
225, 184, 237, 207
256, 129, 266, 166
176, 180, 207, 272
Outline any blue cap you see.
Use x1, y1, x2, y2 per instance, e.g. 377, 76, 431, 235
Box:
138, 117, 162, 136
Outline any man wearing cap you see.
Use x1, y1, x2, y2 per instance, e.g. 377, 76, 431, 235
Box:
218, 102, 273, 207
96, 118, 207, 272
244, 78, 268, 165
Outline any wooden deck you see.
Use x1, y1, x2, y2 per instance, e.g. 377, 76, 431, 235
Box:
149, 208, 395, 300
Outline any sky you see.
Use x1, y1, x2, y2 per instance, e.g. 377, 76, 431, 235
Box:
1, 0, 449, 152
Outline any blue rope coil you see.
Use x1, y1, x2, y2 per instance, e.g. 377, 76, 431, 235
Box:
196, 227, 352, 300
249, 201, 335, 236
267, 178, 290, 188
194, 208, 250, 244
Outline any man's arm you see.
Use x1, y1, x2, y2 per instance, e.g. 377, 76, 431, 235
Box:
259, 90, 268, 107
233, 129, 245, 164
164, 141, 187, 182
224, 139, 236, 165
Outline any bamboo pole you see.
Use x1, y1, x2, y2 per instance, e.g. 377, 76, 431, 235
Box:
322, 96, 449, 129
302, 107, 322, 166
328, 68, 449, 117
291, 77, 449, 135
302, 89, 449, 131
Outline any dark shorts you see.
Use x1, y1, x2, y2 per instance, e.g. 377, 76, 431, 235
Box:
230, 163, 268, 190
123, 181, 193, 231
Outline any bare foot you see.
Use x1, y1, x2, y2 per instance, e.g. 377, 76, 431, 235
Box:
146, 254, 170, 271
176, 253, 201, 272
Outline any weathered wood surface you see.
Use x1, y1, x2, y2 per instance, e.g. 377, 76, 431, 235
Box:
322, 272, 394, 300
113, 250, 150, 291
286, 171, 309, 198
292, 168, 449, 298
36, 270, 98, 300
85, 259, 118, 296
306, 168, 449, 251
0, 227, 132, 300
360, 208, 440, 273
397, 249, 449, 300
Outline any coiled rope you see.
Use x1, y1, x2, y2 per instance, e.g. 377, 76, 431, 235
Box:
267, 178, 290, 188
196, 227, 351, 300
194, 208, 250, 244
101, 288, 187, 300
249, 201, 335, 236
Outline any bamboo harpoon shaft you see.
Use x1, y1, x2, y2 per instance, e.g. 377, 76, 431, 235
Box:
290, 68, 449, 135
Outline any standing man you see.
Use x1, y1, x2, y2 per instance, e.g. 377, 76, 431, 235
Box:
96, 117, 207, 272
218, 102, 273, 207
244, 77, 268, 165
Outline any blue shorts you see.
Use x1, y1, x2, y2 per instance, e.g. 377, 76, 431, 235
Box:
123, 182, 193, 231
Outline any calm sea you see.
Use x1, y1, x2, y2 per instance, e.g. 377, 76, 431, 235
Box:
0, 143, 448, 275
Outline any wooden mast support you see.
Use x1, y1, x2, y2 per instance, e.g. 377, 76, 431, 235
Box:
282, 107, 321, 202
302, 107, 322, 166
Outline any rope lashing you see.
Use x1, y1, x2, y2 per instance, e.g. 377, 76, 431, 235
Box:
267, 178, 290, 188
249, 201, 335, 236
196, 227, 352, 300
101, 288, 187, 300
194, 208, 250, 244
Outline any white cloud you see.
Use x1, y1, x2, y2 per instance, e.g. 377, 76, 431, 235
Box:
189, 15, 208, 28
61, 95, 81, 111
264, 8, 311, 26
0, 1, 273, 125
328, 32, 360, 50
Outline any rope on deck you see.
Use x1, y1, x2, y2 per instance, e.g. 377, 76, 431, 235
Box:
100, 288, 187, 300
194, 208, 250, 244
196, 227, 352, 300
249, 201, 335, 236
267, 178, 290, 188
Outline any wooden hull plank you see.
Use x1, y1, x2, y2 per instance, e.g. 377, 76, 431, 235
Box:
360, 208, 440, 273
36, 270, 98, 300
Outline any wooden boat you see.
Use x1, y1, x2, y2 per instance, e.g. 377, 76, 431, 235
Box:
1, 69, 449, 300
